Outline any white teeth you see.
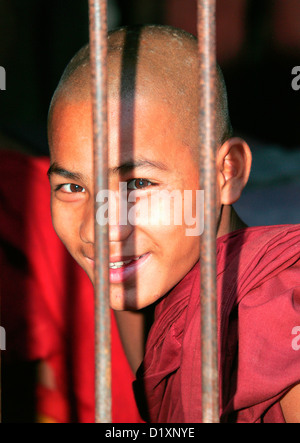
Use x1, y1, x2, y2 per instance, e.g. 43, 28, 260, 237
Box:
109, 255, 144, 269
109, 260, 132, 269
109, 261, 126, 269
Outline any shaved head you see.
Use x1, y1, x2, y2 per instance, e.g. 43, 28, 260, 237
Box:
49, 25, 232, 155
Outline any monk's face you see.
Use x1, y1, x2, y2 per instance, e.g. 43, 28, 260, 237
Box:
49, 90, 205, 310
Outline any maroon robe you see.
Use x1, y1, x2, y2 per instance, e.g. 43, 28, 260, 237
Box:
134, 225, 300, 423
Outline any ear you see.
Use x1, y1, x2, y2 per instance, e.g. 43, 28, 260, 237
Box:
217, 137, 252, 205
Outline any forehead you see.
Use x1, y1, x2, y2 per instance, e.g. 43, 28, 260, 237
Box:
49, 92, 194, 172
49, 98, 93, 172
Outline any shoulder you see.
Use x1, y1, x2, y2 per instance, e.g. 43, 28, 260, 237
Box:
217, 223, 300, 333
218, 224, 300, 277
218, 224, 300, 246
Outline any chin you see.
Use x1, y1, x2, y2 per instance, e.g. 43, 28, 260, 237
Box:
110, 296, 135, 311
109, 288, 148, 311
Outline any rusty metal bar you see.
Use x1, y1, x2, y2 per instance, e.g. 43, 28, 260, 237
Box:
88, 0, 111, 423
197, 0, 219, 423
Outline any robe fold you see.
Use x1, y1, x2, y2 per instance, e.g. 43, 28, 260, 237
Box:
0, 150, 143, 423
134, 225, 300, 423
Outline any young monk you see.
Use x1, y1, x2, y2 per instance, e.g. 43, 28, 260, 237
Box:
47, 25, 300, 423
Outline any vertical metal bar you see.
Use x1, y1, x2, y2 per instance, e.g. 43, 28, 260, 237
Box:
197, 0, 219, 423
88, 0, 111, 423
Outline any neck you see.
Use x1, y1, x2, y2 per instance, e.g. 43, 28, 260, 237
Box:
217, 205, 247, 238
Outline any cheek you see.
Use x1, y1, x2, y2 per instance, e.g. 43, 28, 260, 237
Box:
131, 191, 201, 228
51, 201, 78, 251
147, 222, 200, 264
144, 225, 200, 303
168, 226, 200, 262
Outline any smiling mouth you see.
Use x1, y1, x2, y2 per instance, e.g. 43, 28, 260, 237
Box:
109, 254, 148, 269
84, 253, 150, 283
109, 253, 150, 284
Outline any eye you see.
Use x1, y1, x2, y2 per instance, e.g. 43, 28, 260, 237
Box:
56, 183, 86, 193
127, 179, 153, 190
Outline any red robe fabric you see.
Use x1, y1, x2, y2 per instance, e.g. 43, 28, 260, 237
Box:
0, 150, 143, 423
134, 224, 300, 423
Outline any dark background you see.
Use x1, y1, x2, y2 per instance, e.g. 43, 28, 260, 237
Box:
0, 0, 299, 223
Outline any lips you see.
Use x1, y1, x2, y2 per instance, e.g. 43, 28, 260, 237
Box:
109, 253, 150, 284
84, 252, 151, 284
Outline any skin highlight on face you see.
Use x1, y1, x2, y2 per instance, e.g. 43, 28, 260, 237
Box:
48, 25, 252, 311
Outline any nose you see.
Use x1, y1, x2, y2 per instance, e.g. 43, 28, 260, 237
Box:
79, 201, 95, 244
109, 222, 133, 243
95, 188, 134, 242
108, 194, 134, 242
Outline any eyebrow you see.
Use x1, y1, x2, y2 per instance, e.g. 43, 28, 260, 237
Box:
47, 163, 86, 182
109, 158, 169, 174
47, 157, 169, 182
